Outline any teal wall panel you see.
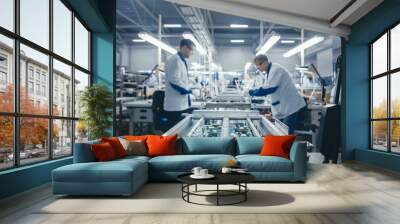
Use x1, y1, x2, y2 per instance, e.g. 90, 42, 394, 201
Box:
0, 158, 72, 199
92, 32, 115, 135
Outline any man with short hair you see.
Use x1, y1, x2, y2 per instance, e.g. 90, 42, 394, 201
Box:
249, 54, 306, 134
163, 39, 195, 130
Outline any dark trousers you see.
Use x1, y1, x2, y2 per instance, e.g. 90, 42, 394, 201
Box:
279, 106, 307, 134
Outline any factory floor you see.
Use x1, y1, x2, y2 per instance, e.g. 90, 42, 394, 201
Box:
1, 155, 400, 224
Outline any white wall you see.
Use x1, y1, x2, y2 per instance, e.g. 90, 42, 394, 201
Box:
117, 45, 206, 73
118, 45, 159, 72
215, 46, 300, 74
215, 46, 254, 72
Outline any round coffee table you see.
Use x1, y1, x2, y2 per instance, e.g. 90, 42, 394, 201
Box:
177, 173, 255, 206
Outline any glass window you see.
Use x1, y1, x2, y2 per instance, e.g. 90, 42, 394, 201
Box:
391, 72, 400, 118
372, 77, 387, 119
372, 33, 387, 76
53, 0, 72, 60
74, 18, 89, 70
19, 117, 49, 165
0, 35, 14, 113
53, 59, 72, 117
74, 69, 89, 118
391, 24, 400, 70
372, 121, 388, 151
0, 0, 14, 31
0, 0, 91, 169
53, 119, 72, 157
20, 44, 49, 115
28, 81, 34, 94
28, 67, 34, 79
75, 120, 88, 143
20, 0, 49, 49
0, 116, 14, 170
391, 120, 400, 153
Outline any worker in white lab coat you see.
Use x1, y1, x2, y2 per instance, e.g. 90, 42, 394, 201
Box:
163, 39, 195, 130
249, 54, 307, 134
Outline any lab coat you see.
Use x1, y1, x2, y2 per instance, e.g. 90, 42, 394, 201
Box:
164, 53, 191, 111
250, 63, 306, 119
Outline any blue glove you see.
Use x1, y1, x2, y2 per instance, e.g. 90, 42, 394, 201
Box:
249, 89, 255, 96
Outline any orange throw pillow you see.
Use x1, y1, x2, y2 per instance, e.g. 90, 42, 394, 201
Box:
146, 135, 177, 157
91, 142, 117, 162
101, 137, 126, 158
259, 135, 296, 159
124, 135, 148, 141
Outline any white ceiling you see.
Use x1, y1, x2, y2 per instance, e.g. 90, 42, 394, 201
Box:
166, 0, 384, 37
226, 0, 352, 22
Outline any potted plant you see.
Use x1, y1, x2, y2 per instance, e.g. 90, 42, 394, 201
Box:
79, 84, 113, 140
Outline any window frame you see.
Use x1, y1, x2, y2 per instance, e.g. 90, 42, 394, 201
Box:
369, 20, 400, 154
0, 0, 92, 171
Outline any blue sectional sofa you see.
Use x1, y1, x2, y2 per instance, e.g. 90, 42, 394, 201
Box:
52, 137, 307, 196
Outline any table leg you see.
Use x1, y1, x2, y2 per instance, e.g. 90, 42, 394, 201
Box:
217, 184, 219, 206
187, 184, 190, 202
195, 184, 198, 192
245, 183, 247, 201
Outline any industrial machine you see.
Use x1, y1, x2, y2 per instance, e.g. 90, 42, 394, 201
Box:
163, 110, 288, 137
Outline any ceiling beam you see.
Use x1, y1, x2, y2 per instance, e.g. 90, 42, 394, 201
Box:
134, 0, 158, 23
330, 0, 366, 27
117, 24, 292, 30
165, 0, 351, 37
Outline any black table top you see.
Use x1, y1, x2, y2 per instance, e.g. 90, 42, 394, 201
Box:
177, 172, 255, 185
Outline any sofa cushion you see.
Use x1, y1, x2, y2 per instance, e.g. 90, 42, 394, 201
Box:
147, 135, 177, 157
236, 155, 293, 172
236, 137, 263, 155
149, 154, 235, 172
260, 135, 296, 159
124, 135, 148, 141
53, 158, 147, 183
91, 142, 118, 161
119, 138, 147, 156
180, 137, 235, 155
101, 137, 127, 158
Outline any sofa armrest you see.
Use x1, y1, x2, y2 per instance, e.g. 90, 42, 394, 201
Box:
289, 141, 307, 181
73, 140, 100, 163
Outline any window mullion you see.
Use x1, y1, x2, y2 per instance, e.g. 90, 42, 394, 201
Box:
13, 0, 21, 167
388, 30, 391, 152
71, 10, 76, 154
48, 0, 54, 160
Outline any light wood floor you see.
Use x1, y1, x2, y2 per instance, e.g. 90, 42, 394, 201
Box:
1, 161, 400, 224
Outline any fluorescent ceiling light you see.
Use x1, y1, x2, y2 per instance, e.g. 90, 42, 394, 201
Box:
230, 24, 248, 28
132, 39, 145, 42
280, 40, 295, 44
138, 32, 177, 54
230, 39, 245, 43
182, 32, 207, 55
283, 36, 324, 58
163, 24, 182, 28
256, 35, 280, 55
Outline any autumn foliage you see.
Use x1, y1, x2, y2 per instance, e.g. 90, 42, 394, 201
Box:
0, 84, 59, 151
372, 99, 400, 143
